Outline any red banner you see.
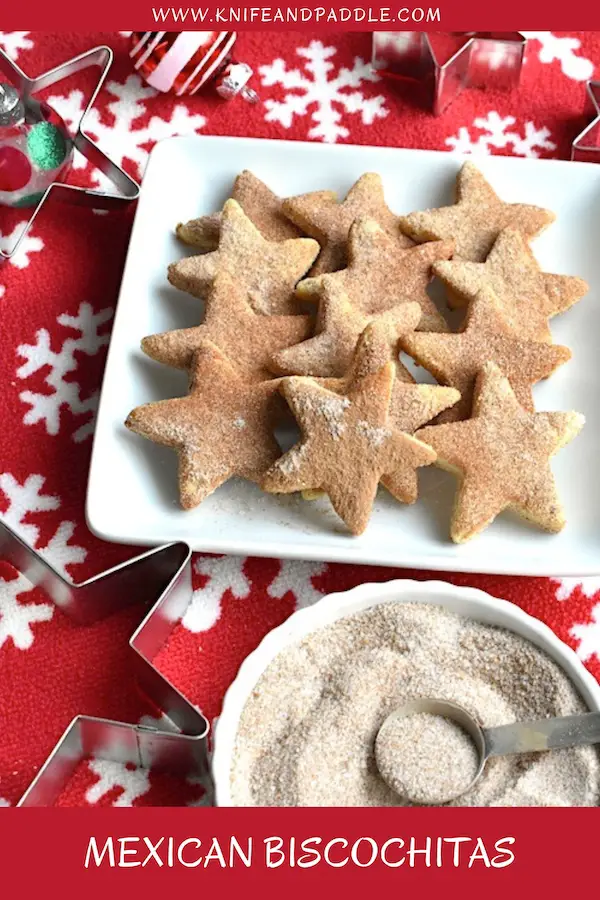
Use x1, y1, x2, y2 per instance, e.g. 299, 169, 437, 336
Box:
1, 807, 599, 893
3, 1, 600, 31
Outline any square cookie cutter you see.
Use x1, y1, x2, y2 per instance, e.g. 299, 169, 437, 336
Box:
372, 32, 526, 115
0, 517, 209, 807
0, 45, 140, 263
571, 81, 600, 163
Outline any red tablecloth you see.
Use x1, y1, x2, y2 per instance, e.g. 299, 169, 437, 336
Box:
1, 30, 599, 807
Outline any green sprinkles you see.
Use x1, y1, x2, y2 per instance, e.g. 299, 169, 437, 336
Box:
27, 121, 69, 171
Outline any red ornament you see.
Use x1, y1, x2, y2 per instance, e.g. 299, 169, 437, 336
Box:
0, 83, 72, 207
0, 145, 32, 192
130, 31, 257, 101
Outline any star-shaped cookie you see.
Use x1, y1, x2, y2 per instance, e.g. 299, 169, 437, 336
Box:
399, 162, 555, 262
433, 228, 588, 341
401, 291, 572, 421
416, 362, 584, 542
141, 273, 313, 380
271, 284, 421, 378
297, 217, 452, 332
296, 320, 458, 504
168, 199, 320, 315
321, 320, 461, 433
261, 360, 436, 535
176, 170, 302, 252
125, 340, 281, 509
282, 173, 414, 276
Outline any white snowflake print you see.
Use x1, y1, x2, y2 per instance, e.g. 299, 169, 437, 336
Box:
85, 759, 151, 807
571, 605, 600, 664
267, 560, 328, 610
182, 556, 251, 633
522, 32, 594, 82
0, 571, 53, 651
0, 32, 33, 59
259, 40, 388, 143
0, 472, 59, 545
41, 521, 87, 576
0, 285, 5, 300
0, 224, 43, 268
446, 111, 556, 159
48, 75, 206, 190
0, 472, 86, 578
471, 41, 510, 73
16, 302, 112, 442
553, 577, 600, 602
0, 797, 11, 807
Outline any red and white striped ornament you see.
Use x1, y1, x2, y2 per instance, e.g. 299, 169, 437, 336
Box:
129, 31, 257, 101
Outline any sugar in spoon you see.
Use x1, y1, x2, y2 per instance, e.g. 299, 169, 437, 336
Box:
375, 697, 600, 805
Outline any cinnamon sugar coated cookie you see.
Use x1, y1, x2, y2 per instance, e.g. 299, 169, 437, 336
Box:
142, 273, 312, 380
271, 284, 422, 378
125, 341, 282, 509
297, 217, 452, 333
177, 170, 302, 252
282, 173, 414, 276
169, 199, 319, 315
416, 362, 584, 542
399, 162, 556, 262
262, 361, 436, 535
401, 292, 572, 421
321, 321, 460, 435
434, 228, 588, 341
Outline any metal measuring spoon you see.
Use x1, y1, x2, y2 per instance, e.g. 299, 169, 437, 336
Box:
375, 698, 600, 805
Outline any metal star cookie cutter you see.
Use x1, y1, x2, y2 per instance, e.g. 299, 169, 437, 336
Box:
0, 518, 209, 807
0, 45, 140, 263
372, 32, 526, 115
571, 81, 600, 163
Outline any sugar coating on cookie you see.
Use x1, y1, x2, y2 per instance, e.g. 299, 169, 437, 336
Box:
295, 321, 460, 505
399, 161, 556, 262
297, 217, 452, 333
283, 173, 414, 276
125, 340, 282, 509
262, 361, 436, 535
169, 199, 320, 315
401, 291, 572, 421
271, 284, 422, 378
434, 228, 588, 341
177, 170, 302, 252
416, 361, 584, 542
319, 318, 461, 433
142, 272, 313, 380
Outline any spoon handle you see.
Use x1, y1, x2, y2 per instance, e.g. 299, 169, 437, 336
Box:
484, 711, 600, 758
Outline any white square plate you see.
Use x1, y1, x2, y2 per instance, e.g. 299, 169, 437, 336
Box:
87, 136, 600, 576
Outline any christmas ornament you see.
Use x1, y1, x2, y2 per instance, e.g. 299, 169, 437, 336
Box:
0, 82, 73, 208
130, 31, 258, 102
0, 516, 208, 807
372, 32, 526, 115
0, 45, 139, 263
572, 81, 600, 163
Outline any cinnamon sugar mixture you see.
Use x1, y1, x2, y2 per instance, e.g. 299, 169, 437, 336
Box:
229, 603, 600, 806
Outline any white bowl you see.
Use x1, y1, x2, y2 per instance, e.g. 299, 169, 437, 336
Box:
211, 579, 600, 806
